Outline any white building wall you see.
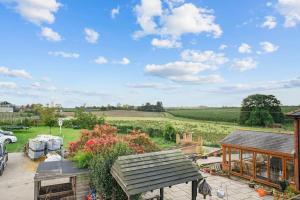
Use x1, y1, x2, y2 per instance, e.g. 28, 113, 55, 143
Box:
0, 107, 13, 113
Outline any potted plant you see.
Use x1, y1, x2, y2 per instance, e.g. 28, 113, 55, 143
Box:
248, 179, 255, 188
210, 168, 216, 175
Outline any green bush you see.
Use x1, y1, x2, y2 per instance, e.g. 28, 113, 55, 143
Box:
73, 108, 105, 129
246, 109, 274, 127
72, 151, 93, 169
62, 119, 74, 128
163, 124, 177, 142
144, 127, 163, 138
89, 143, 139, 200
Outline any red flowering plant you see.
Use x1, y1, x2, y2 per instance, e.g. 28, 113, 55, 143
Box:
84, 135, 118, 153
68, 124, 118, 155
123, 130, 160, 153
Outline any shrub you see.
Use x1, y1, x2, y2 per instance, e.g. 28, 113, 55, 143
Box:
68, 124, 118, 155
245, 109, 274, 127
145, 127, 164, 137
89, 143, 139, 200
73, 108, 105, 129
163, 124, 177, 142
69, 124, 158, 199
124, 130, 160, 153
72, 151, 93, 168
62, 119, 74, 128
84, 136, 118, 153
69, 140, 81, 156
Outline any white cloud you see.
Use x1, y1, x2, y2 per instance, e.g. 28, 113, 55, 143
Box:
232, 57, 257, 71
266, 2, 272, 7
168, 74, 224, 84
161, 3, 222, 38
134, 1, 222, 39
219, 44, 227, 50
0, 81, 18, 89
0, 66, 32, 79
94, 56, 108, 65
145, 61, 211, 77
145, 61, 223, 84
116, 57, 130, 65
261, 16, 277, 29
145, 49, 227, 84
1, 0, 61, 25
49, 51, 79, 58
151, 38, 181, 48
41, 27, 61, 41
238, 43, 251, 54
166, 0, 185, 8
277, 0, 300, 27
134, 0, 162, 37
84, 28, 99, 44
24, 82, 56, 91
219, 77, 300, 93
111, 7, 120, 19
41, 76, 51, 82
181, 50, 228, 66
127, 83, 181, 90
260, 41, 279, 53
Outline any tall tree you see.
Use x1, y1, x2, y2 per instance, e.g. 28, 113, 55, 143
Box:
39, 107, 59, 134
240, 94, 284, 126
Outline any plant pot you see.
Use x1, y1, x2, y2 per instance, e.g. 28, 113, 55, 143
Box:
249, 182, 255, 188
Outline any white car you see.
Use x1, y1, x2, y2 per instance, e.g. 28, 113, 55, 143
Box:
0, 129, 17, 143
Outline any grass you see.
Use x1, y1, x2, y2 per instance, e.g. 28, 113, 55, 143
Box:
62, 110, 167, 118
167, 106, 300, 123
108, 116, 293, 148
6, 126, 81, 153
6, 125, 175, 153
150, 137, 176, 149
6, 106, 298, 153
167, 107, 240, 123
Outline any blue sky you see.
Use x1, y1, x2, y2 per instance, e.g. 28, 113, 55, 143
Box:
0, 0, 300, 107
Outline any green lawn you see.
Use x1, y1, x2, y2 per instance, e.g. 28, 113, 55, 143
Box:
6, 126, 176, 153
6, 126, 81, 153
151, 137, 176, 149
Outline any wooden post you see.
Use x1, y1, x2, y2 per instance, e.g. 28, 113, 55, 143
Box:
160, 188, 164, 200
253, 152, 256, 179
267, 155, 270, 181
34, 180, 39, 200
192, 180, 197, 200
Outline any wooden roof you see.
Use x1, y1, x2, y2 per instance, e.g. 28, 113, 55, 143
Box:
221, 130, 294, 155
111, 149, 202, 196
287, 109, 300, 118
34, 160, 89, 181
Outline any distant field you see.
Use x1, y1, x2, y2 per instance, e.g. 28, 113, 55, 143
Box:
108, 117, 293, 148
167, 106, 300, 123
62, 110, 166, 118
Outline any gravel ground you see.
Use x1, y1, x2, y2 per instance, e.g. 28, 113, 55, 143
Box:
0, 152, 37, 200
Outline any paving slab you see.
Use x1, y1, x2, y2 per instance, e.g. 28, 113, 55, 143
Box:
143, 172, 273, 200
0, 152, 37, 200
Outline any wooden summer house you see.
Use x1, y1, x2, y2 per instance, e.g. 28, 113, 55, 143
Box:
221, 110, 300, 189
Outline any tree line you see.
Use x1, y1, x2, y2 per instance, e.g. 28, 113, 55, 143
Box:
72, 101, 165, 112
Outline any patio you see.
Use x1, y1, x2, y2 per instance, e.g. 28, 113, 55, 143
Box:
143, 172, 273, 200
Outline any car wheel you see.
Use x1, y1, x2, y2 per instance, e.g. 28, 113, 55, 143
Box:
0, 166, 3, 176
5, 139, 12, 144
